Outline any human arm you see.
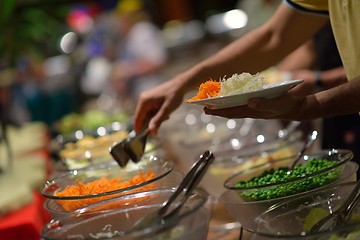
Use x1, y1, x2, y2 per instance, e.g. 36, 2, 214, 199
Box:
284, 66, 347, 96
205, 75, 360, 121
134, 3, 329, 134
276, 35, 347, 95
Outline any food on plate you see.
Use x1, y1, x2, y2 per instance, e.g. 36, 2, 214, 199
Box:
55, 170, 156, 211
236, 158, 341, 201
217, 72, 264, 96
187, 72, 264, 101
188, 80, 221, 101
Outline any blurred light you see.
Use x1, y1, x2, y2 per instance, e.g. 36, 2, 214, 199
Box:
81, 57, 111, 95
60, 32, 78, 54
67, 8, 94, 34
111, 122, 122, 131
75, 130, 84, 139
97, 93, 116, 111
185, 113, 197, 126
226, 119, 236, 129
97, 126, 107, 136
206, 123, 216, 133
163, 20, 184, 42
256, 134, 265, 143
230, 138, 242, 150
84, 150, 92, 159
162, 20, 205, 48
43, 55, 70, 77
206, 9, 248, 35
223, 10, 248, 29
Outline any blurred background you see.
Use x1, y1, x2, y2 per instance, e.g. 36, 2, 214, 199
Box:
4, 1, 360, 240
0, 0, 263, 130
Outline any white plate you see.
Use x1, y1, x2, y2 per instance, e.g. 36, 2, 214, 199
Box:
187, 79, 303, 109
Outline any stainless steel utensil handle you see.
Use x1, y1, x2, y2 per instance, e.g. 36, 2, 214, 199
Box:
290, 130, 317, 169
343, 181, 360, 220
163, 151, 214, 219
159, 151, 214, 216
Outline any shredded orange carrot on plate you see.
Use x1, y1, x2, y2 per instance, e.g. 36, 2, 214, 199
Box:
187, 80, 220, 101
55, 169, 156, 211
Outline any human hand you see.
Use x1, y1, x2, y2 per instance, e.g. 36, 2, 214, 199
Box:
204, 93, 306, 121
134, 78, 187, 135
281, 69, 318, 96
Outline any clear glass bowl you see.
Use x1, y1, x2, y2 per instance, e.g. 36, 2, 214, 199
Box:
209, 123, 303, 159
41, 156, 175, 212
41, 189, 210, 240
44, 169, 184, 220
219, 150, 356, 231
224, 149, 353, 201
202, 133, 303, 198
253, 181, 360, 240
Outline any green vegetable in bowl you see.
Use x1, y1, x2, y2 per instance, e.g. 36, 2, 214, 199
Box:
303, 207, 330, 232
236, 158, 342, 201
328, 230, 360, 240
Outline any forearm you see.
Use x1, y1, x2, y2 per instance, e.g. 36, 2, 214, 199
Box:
177, 4, 328, 93
302, 76, 360, 120
178, 26, 296, 93
319, 67, 347, 89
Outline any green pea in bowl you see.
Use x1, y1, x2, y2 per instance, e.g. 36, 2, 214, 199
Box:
219, 149, 357, 230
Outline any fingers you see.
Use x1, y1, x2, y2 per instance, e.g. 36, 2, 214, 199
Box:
134, 97, 147, 133
204, 105, 263, 119
204, 95, 303, 120
134, 95, 170, 136
147, 99, 173, 135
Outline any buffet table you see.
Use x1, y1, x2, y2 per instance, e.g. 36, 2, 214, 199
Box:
0, 112, 316, 240
0, 192, 50, 240
0, 122, 51, 240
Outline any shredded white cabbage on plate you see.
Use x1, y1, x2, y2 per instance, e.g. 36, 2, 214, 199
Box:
217, 73, 264, 97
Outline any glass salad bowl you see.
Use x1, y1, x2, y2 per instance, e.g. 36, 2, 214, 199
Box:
219, 149, 356, 230
41, 156, 175, 213
202, 132, 303, 199
253, 181, 360, 240
41, 188, 210, 240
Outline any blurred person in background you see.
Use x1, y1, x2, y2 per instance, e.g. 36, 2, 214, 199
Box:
133, 1, 360, 137
110, 0, 167, 111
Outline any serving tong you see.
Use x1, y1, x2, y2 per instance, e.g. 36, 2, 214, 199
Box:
309, 180, 360, 233
128, 150, 214, 233
109, 123, 149, 167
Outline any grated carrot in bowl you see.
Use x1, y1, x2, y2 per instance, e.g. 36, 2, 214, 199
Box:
55, 170, 157, 211
187, 80, 220, 101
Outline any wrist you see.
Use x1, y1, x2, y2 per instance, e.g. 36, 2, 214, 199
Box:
315, 70, 324, 88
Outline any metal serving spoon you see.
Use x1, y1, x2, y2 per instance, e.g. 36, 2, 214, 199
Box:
309, 181, 360, 233
129, 151, 214, 232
